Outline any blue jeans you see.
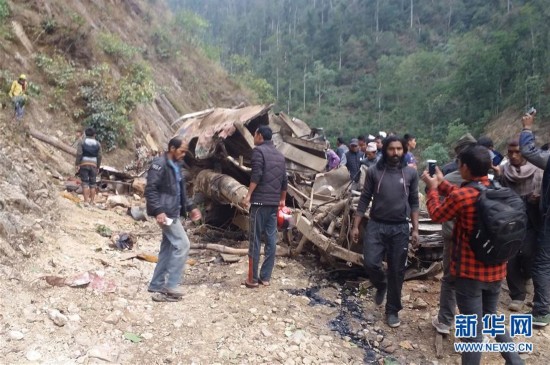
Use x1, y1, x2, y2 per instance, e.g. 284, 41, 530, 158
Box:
438, 234, 457, 326
455, 278, 523, 365
13, 96, 24, 120
148, 219, 190, 291
532, 212, 550, 316
363, 219, 409, 315
248, 205, 278, 282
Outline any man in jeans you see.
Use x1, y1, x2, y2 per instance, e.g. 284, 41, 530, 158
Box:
242, 125, 287, 288
351, 135, 419, 328
145, 136, 202, 302
422, 146, 523, 365
519, 112, 550, 326
432, 133, 477, 335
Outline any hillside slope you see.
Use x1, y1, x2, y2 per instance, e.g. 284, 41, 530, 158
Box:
1, 0, 250, 168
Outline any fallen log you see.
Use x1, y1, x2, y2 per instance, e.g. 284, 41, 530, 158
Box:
194, 169, 248, 213
190, 243, 290, 257
29, 128, 77, 156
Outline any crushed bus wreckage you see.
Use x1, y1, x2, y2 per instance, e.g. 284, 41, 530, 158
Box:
170, 104, 444, 280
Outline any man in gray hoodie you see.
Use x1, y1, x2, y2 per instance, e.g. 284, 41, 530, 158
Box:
351, 135, 419, 328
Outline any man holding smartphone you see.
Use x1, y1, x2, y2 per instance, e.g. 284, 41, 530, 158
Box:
145, 136, 202, 302
519, 110, 550, 326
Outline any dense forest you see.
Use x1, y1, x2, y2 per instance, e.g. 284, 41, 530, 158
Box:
167, 0, 549, 162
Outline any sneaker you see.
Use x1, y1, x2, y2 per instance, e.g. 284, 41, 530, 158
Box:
162, 287, 184, 298
374, 287, 387, 306
508, 300, 524, 312
532, 313, 550, 327
147, 287, 163, 293
387, 313, 401, 328
432, 316, 451, 335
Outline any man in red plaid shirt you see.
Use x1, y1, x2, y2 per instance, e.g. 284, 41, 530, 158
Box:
422, 145, 523, 365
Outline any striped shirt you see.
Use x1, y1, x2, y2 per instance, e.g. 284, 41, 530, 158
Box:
426, 177, 506, 282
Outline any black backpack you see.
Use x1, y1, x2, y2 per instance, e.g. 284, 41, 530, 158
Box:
468, 182, 527, 265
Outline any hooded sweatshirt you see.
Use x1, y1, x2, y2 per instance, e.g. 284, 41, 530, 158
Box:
356, 156, 419, 223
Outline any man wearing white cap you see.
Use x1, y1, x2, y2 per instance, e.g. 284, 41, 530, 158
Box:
361, 142, 379, 168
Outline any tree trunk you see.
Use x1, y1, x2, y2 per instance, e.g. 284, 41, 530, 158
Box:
410, 0, 414, 28
194, 169, 249, 214
375, 0, 380, 43
303, 62, 307, 111
29, 128, 77, 156
190, 243, 291, 257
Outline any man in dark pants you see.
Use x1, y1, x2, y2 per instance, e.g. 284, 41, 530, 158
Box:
241, 125, 287, 288
145, 137, 202, 301
351, 135, 419, 328
422, 146, 523, 365
495, 139, 542, 312
519, 112, 550, 326
75, 127, 102, 207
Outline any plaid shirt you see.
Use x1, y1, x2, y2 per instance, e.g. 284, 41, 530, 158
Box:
426, 177, 506, 282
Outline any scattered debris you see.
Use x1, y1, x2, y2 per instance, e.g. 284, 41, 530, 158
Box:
42, 270, 116, 293
95, 224, 112, 237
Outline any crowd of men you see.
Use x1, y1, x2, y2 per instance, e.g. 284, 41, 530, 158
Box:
341, 113, 548, 364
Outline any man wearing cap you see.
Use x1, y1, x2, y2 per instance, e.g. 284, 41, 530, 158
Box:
344, 138, 365, 190
241, 125, 288, 288
8, 74, 27, 121
431, 133, 477, 334
361, 142, 379, 168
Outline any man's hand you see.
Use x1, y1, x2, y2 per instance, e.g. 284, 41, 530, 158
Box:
351, 226, 360, 243
279, 199, 285, 209
421, 168, 440, 190
492, 164, 501, 176
156, 212, 167, 226
411, 229, 419, 249
189, 208, 202, 223
522, 113, 535, 129
241, 195, 250, 209
75, 166, 80, 174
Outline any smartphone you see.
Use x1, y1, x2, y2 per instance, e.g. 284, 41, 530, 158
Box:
427, 160, 437, 177
527, 107, 536, 115
165, 217, 173, 226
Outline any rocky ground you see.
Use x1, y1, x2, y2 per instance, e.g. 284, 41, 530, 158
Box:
0, 131, 548, 365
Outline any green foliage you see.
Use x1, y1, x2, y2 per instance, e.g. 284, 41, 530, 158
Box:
77, 62, 156, 150
151, 28, 175, 60
98, 32, 140, 61
0, 0, 9, 21
41, 18, 57, 34
229, 55, 274, 103
445, 121, 470, 149
171, 0, 550, 151
173, 10, 209, 44
421, 143, 450, 168
35, 53, 75, 88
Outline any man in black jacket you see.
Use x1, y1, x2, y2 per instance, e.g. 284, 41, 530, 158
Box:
351, 135, 419, 328
241, 126, 288, 288
145, 136, 202, 301
75, 127, 102, 207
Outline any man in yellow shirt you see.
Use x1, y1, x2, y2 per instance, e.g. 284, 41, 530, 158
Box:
8, 74, 27, 120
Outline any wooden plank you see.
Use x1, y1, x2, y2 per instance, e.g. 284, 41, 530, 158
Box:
283, 135, 326, 153
278, 112, 311, 137
295, 215, 363, 266
234, 122, 255, 148
278, 142, 327, 172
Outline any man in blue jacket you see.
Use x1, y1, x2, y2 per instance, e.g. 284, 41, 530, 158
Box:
242, 125, 288, 288
519, 112, 550, 326
145, 136, 202, 302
